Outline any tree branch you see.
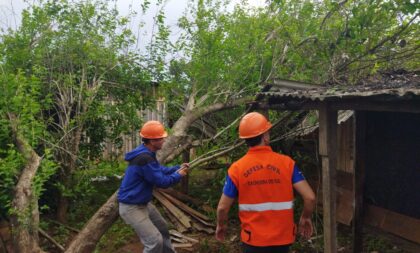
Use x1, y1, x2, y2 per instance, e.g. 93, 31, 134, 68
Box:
39, 228, 65, 252
337, 12, 419, 72
320, 0, 348, 30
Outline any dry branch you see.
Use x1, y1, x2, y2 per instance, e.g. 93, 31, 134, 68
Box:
38, 228, 64, 252
46, 219, 80, 233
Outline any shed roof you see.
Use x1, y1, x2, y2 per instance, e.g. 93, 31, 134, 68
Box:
259, 72, 420, 111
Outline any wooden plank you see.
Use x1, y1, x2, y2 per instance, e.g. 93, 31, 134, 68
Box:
161, 206, 188, 233
364, 205, 420, 244
158, 188, 201, 206
153, 191, 191, 228
158, 188, 213, 213
172, 243, 193, 248
313, 186, 352, 226
171, 237, 189, 243
337, 187, 353, 226
169, 230, 199, 243
192, 221, 215, 234
352, 111, 366, 253
319, 103, 338, 253
172, 243, 194, 252
158, 190, 211, 222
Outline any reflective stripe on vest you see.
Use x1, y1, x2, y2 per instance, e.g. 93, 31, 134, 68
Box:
239, 201, 293, 212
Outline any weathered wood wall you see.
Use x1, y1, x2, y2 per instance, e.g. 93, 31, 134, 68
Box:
337, 118, 354, 173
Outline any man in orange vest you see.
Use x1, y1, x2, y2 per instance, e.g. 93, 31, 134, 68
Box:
118, 120, 189, 253
216, 112, 316, 253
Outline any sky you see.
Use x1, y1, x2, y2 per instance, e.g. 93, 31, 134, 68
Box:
0, 0, 266, 52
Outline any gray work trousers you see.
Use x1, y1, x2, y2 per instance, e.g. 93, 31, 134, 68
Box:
119, 202, 176, 253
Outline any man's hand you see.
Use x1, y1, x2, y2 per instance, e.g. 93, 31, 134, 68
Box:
177, 163, 190, 176
298, 216, 313, 240
215, 224, 227, 241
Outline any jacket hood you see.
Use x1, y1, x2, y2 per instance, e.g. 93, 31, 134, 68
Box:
124, 144, 154, 161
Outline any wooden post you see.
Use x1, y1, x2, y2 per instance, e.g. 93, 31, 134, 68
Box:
319, 103, 338, 253
180, 150, 190, 194
352, 111, 366, 252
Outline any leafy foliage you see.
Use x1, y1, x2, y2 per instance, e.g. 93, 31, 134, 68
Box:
0, 0, 418, 250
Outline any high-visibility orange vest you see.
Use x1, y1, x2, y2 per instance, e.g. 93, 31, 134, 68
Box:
228, 146, 296, 246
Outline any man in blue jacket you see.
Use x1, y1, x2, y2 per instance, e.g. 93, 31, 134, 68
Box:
118, 120, 189, 253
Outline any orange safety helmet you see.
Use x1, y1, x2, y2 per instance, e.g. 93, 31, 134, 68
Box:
139, 120, 168, 139
239, 112, 272, 139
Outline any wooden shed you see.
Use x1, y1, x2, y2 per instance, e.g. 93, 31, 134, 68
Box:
257, 75, 420, 253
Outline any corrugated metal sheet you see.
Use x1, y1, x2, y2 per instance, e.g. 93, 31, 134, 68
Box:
261, 75, 420, 101
261, 86, 420, 101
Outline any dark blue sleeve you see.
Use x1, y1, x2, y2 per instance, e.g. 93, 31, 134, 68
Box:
292, 164, 305, 184
162, 165, 180, 174
223, 175, 238, 198
143, 162, 182, 188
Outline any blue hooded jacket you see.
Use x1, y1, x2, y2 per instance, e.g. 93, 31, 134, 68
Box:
117, 144, 182, 204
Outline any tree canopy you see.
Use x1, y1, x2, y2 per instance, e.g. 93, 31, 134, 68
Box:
0, 0, 418, 251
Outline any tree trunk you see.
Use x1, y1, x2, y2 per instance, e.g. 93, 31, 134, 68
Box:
56, 128, 81, 223
8, 114, 45, 253
64, 192, 119, 253
56, 195, 69, 223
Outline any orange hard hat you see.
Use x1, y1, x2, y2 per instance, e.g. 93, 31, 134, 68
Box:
139, 120, 168, 139
239, 112, 272, 139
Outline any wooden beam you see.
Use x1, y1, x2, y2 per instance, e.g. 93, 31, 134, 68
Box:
352, 111, 367, 253
153, 191, 192, 228
319, 103, 338, 253
158, 190, 211, 222
364, 205, 420, 244
161, 207, 188, 233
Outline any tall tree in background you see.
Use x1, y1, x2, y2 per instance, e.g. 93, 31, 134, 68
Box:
1, 0, 151, 223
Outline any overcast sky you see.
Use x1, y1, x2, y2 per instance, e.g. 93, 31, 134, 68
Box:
0, 0, 266, 52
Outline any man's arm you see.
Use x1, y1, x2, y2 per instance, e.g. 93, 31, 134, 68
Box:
215, 194, 235, 241
293, 180, 316, 239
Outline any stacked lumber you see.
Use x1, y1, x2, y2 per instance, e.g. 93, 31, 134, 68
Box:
153, 188, 215, 251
